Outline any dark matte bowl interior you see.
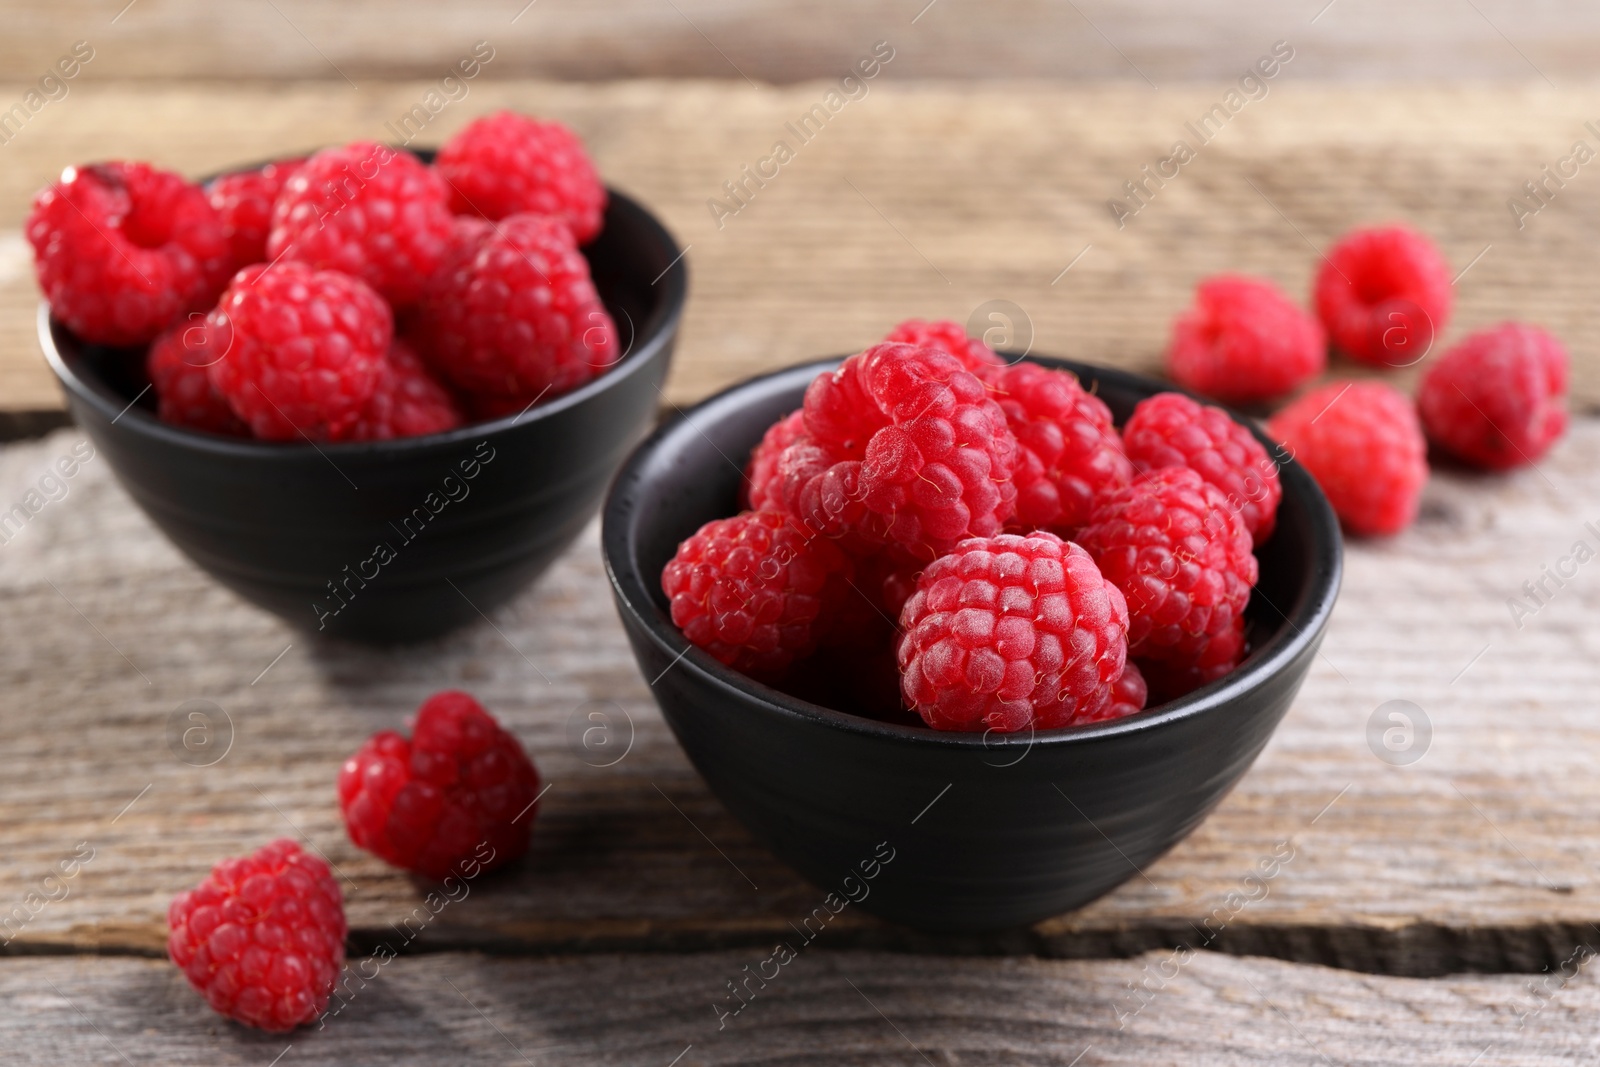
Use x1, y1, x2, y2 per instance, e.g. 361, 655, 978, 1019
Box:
603, 356, 1341, 932
43, 178, 686, 642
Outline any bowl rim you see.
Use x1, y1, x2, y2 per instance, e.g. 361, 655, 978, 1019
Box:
40, 183, 688, 459
603, 354, 1343, 752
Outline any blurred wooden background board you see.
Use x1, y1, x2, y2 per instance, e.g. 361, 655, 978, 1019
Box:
5, 80, 1600, 417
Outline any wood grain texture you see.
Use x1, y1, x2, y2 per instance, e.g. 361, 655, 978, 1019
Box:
2, 417, 1598, 976
1, 0, 1597, 83
7, 949, 1600, 1066
5, 80, 1600, 414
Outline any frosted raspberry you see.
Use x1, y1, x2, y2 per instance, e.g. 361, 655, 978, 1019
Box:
1122, 392, 1282, 545
1268, 380, 1427, 536
207, 262, 391, 441
896, 532, 1129, 732
883, 318, 1003, 372
268, 142, 453, 307
166, 839, 346, 1032
338, 690, 541, 880
662, 510, 855, 682
1077, 467, 1257, 677
1167, 274, 1325, 403
1313, 225, 1451, 367
28, 161, 231, 345
783, 343, 1018, 562
981, 360, 1131, 536
435, 111, 607, 243
1417, 323, 1569, 470
409, 214, 617, 407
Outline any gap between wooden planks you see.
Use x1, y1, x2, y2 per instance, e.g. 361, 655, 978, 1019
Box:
0, 416, 1597, 978
2, 80, 1600, 415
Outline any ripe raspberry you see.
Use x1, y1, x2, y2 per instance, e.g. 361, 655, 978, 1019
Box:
1078, 661, 1148, 724
1076, 467, 1257, 676
662, 510, 855, 681
342, 339, 464, 442
435, 110, 607, 244
1268, 380, 1427, 536
1417, 323, 1569, 470
1122, 392, 1282, 545
981, 360, 1131, 536
1167, 274, 1325, 403
28, 161, 231, 346
743, 410, 807, 511
883, 318, 1003, 372
784, 343, 1018, 562
1313, 225, 1451, 367
207, 262, 391, 441
147, 316, 249, 435
206, 159, 303, 273
409, 214, 618, 406
1140, 615, 1246, 703
166, 838, 346, 1032
268, 142, 453, 307
338, 691, 542, 880
896, 532, 1129, 732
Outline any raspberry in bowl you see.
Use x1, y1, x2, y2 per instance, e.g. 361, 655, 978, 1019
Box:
39, 136, 686, 641
603, 350, 1341, 932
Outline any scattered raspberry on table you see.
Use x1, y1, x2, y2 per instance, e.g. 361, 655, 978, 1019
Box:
268, 141, 454, 308
981, 360, 1132, 536
1313, 225, 1452, 368
167, 838, 346, 1032
1417, 322, 1569, 470
435, 110, 608, 244
1269, 380, 1428, 536
409, 214, 618, 407
1122, 391, 1282, 545
27, 161, 232, 346
1077, 466, 1257, 691
339, 690, 542, 880
661, 509, 856, 681
206, 262, 392, 441
896, 532, 1130, 732
883, 318, 1004, 372
1167, 274, 1325, 403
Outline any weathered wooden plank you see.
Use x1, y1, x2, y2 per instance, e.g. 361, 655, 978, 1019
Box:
2, 0, 1597, 83
3, 81, 1600, 415
1, 416, 1598, 974
5, 949, 1596, 1066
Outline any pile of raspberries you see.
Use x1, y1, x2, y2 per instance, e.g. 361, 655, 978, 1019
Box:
27, 110, 616, 441
663, 225, 1570, 734
169, 690, 542, 1031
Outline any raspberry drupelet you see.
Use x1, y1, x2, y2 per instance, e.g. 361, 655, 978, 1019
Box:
167, 838, 346, 1031
1076, 467, 1257, 685
339, 691, 542, 880
206, 262, 392, 441
268, 141, 454, 308
980, 360, 1132, 536
1122, 391, 1282, 545
781, 342, 1019, 562
1313, 225, 1451, 368
435, 110, 608, 244
661, 510, 855, 682
1417, 323, 1569, 470
1166, 274, 1325, 403
28, 161, 232, 346
1268, 380, 1428, 536
896, 532, 1130, 733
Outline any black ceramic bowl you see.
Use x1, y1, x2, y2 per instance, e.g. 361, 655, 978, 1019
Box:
43, 178, 686, 643
604, 356, 1341, 932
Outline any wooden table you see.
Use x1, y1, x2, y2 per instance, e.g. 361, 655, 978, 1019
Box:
5, 81, 1600, 1063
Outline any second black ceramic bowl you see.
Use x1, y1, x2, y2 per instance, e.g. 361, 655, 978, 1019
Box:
604, 356, 1341, 932
43, 181, 686, 643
